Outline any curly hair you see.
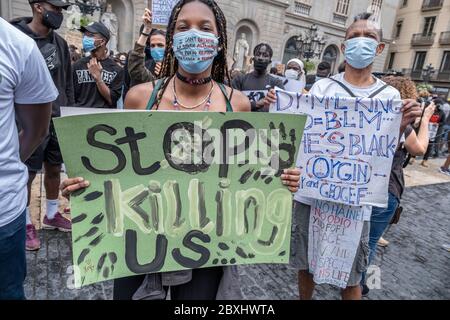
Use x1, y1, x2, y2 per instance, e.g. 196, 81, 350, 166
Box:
155, 0, 230, 108
381, 75, 418, 100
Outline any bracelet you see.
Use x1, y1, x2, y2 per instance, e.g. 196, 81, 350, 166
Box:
141, 31, 151, 37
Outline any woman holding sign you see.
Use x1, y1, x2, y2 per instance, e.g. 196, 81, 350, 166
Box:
61, 0, 300, 300
127, 8, 167, 87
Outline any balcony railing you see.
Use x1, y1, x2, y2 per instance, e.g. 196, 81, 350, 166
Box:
422, 0, 443, 11
439, 31, 450, 45
294, 1, 311, 16
437, 71, 450, 81
411, 33, 436, 46
332, 13, 348, 26
403, 68, 449, 82
410, 69, 424, 80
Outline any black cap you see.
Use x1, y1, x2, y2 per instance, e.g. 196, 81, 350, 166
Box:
80, 22, 110, 41
28, 0, 71, 9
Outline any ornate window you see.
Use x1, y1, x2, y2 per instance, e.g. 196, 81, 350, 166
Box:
335, 0, 350, 16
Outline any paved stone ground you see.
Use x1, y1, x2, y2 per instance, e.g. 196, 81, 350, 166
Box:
24, 159, 450, 300
239, 181, 450, 300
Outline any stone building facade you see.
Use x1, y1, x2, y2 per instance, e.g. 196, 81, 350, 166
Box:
387, 0, 450, 99
1, 0, 399, 73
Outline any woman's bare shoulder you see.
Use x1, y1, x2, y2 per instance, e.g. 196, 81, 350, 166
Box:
223, 84, 250, 112
124, 82, 155, 110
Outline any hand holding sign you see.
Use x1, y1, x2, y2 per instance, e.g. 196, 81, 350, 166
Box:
142, 8, 153, 33
281, 169, 301, 193
60, 177, 90, 199
264, 88, 277, 111
400, 99, 422, 133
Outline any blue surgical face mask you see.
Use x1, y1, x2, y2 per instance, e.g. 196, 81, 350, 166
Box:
344, 37, 379, 69
173, 29, 219, 74
82, 35, 96, 53
151, 47, 165, 62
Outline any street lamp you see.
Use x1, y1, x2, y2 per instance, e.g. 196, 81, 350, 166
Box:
69, 0, 105, 16
295, 24, 326, 61
422, 63, 435, 84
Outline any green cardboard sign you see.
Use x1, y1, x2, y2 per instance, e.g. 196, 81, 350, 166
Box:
54, 111, 306, 287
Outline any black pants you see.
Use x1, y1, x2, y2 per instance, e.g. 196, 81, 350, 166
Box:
113, 267, 223, 300
424, 140, 434, 161
433, 126, 444, 156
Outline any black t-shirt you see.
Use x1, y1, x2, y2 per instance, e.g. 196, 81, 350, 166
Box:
11, 17, 74, 117
231, 71, 284, 112
389, 125, 414, 200
73, 56, 124, 108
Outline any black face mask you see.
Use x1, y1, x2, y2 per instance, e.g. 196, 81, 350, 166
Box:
254, 60, 270, 73
42, 10, 64, 30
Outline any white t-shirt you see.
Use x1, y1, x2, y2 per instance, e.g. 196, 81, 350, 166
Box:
0, 17, 58, 227
294, 72, 402, 205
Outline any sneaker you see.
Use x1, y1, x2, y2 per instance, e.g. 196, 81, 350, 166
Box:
361, 284, 370, 297
26, 224, 41, 251
42, 212, 72, 232
439, 167, 450, 176
377, 237, 389, 247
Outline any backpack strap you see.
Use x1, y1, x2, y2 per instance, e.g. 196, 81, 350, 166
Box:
368, 84, 389, 98
328, 78, 356, 97
329, 77, 390, 99
146, 78, 165, 110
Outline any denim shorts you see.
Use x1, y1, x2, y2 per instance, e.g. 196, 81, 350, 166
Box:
290, 201, 370, 288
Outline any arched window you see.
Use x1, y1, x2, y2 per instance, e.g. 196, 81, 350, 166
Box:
322, 45, 339, 74
282, 37, 298, 64
103, 0, 135, 53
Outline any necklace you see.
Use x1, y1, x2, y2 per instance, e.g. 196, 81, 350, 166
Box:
176, 72, 212, 86
172, 79, 214, 111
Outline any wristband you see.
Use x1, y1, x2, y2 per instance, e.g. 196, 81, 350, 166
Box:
141, 31, 151, 37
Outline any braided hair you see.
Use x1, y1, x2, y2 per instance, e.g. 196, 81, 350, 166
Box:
155, 0, 230, 107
